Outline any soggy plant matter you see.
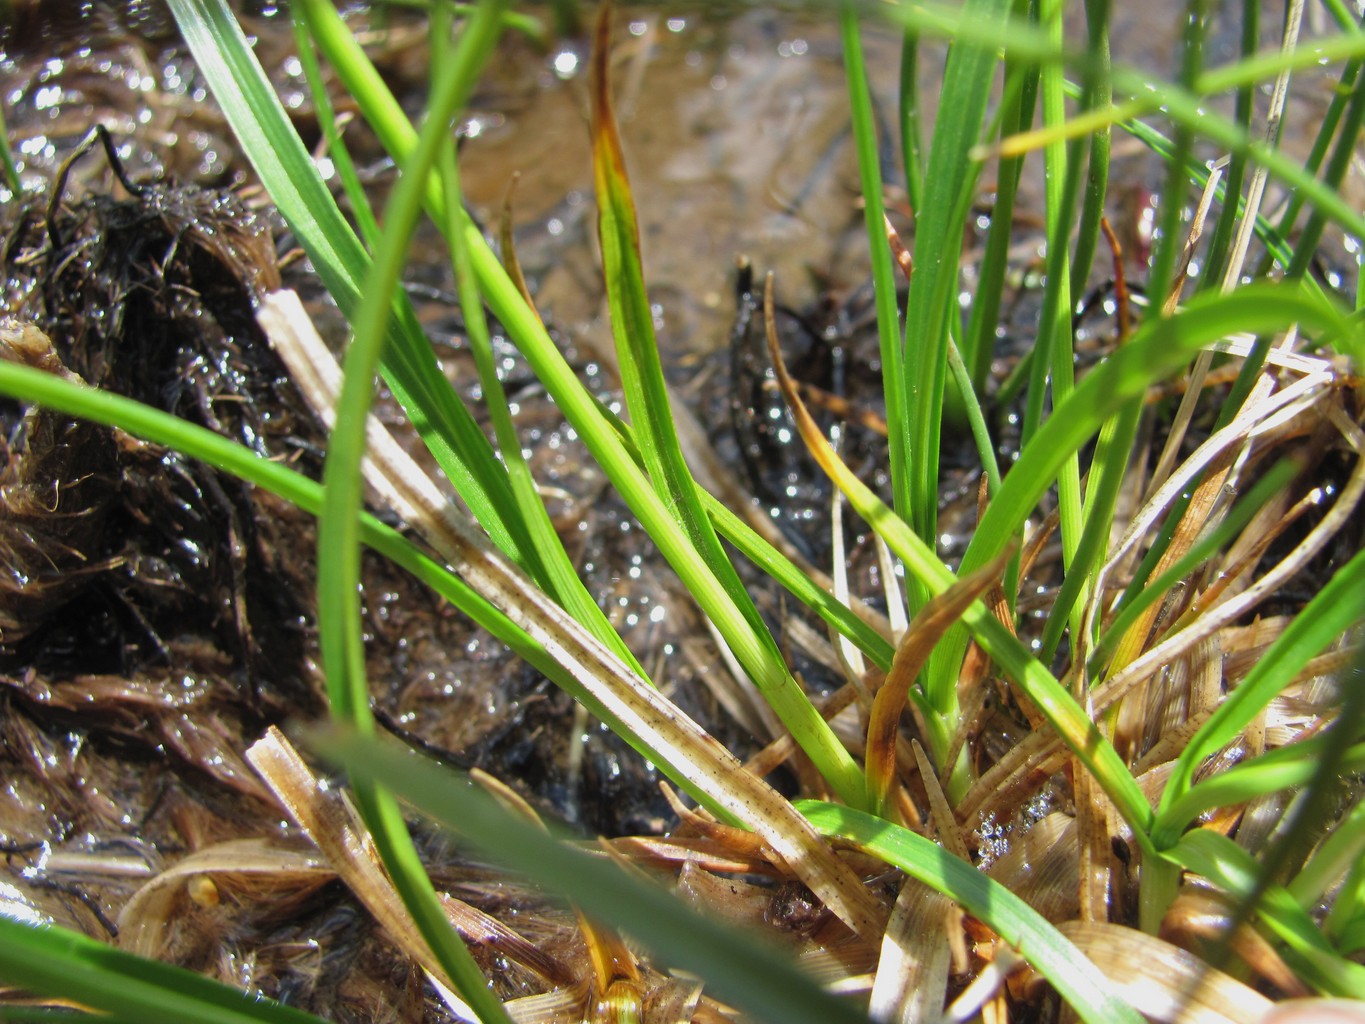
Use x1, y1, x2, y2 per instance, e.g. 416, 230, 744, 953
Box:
1, 2, 1365, 1024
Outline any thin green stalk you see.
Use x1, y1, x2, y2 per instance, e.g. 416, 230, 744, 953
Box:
1067, 0, 1112, 295
312, 5, 514, 1019
440, 111, 645, 679
1145, 0, 1207, 308
961, 0, 1038, 393
1258, 57, 1362, 277
845, 1, 909, 520
898, 25, 926, 214
904, 0, 1011, 553
291, 10, 381, 247
1021, 0, 1083, 592
1196, 0, 1257, 292
0, 93, 20, 193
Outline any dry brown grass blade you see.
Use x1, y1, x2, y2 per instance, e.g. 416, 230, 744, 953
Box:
259, 291, 887, 941
864, 547, 1013, 818
1072, 765, 1114, 924
1057, 921, 1273, 1024
1094, 435, 1365, 724
1087, 360, 1333, 657
912, 739, 970, 862
984, 812, 1081, 922
246, 727, 452, 982
1161, 886, 1308, 997
497, 172, 544, 324
116, 838, 331, 960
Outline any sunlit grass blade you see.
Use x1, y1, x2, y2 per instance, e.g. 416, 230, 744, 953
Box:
587, 398, 898, 669
1154, 544, 1365, 847
586, 8, 766, 674
310, 727, 871, 1024
289, 11, 380, 248
1159, 738, 1365, 842
295, 0, 867, 808
0, 915, 327, 1024
442, 102, 645, 680
797, 801, 1146, 1024
1194, 0, 1257, 292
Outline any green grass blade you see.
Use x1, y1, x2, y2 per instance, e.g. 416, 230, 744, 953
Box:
903, 0, 1011, 551
1294, 799, 1365, 912
961, 16, 1037, 392
310, 728, 870, 1024
1020, 0, 1084, 639
1161, 740, 1365, 842
1067, 0, 1113, 297
584, 399, 898, 669
587, 10, 768, 667
1038, 393, 1142, 665
0, 91, 20, 194
309, 7, 516, 1019
897, 25, 926, 213
844, 1, 909, 517
1196, 0, 1257, 292
441, 115, 646, 680
299, 0, 867, 807
290, 11, 381, 248
797, 801, 1145, 1024
1258, 56, 1362, 277
1154, 544, 1365, 847
0, 916, 327, 1024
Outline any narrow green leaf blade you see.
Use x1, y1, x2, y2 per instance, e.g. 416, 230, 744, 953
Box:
0, 916, 327, 1024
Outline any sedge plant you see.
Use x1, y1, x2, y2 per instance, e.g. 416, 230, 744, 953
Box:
2, 0, 1365, 1021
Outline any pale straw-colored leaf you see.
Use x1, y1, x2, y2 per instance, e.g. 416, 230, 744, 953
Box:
868, 879, 955, 1024
1056, 921, 1273, 1024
